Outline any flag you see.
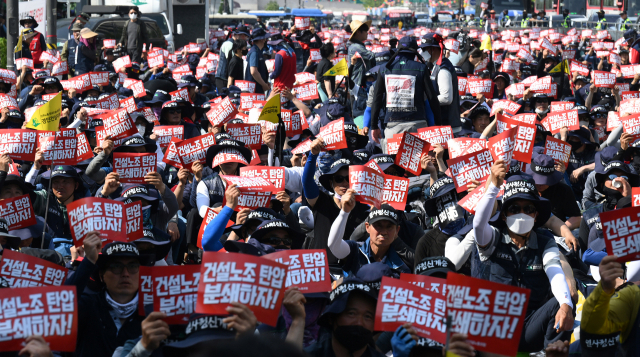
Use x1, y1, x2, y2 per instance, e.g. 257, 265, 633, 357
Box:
258, 93, 281, 124
323, 58, 349, 77
549, 59, 571, 74
26, 92, 62, 131
480, 35, 492, 51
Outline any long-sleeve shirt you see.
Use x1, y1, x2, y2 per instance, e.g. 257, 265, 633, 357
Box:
435, 67, 453, 105
581, 282, 640, 343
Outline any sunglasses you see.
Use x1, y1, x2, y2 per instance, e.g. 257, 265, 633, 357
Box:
593, 114, 606, 118
166, 109, 181, 114
263, 236, 292, 246
44, 85, 58, 91
106, 262, 140, 275
507, 204, 537, 215
333, 174, 349, 184
609, 174, 628, 181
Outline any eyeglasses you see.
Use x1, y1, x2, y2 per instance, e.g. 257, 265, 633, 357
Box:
166, 109, 181, 114
106, 262, 140, 275
333, 175, 349, 184
507, 204, 537, 215
263, 236, 292, 246
44, 85, 58, 91
609, 174, 628, 181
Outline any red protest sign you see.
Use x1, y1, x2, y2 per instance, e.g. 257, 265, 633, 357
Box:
101, 108, 137, 140
544, 136, 572, 168
496, 114, 536, 164
386, 136, 402, 155
374, 276, 447, 342
113, 55, 132, 73
124, 201, 144, 241
221, 176, 276, 211
282, 110, 309, 137
621, 91, 640, 101
76, 132, 93, 163
592, 70, 616, 89
38, 128, 77, 166
446, 272, 530, 356
295, 72, 316, 84
113, 152, 157, 184
170, 88, 189, 102
458, 77, 468, 96
291, 138, 312, 154
444, 38, 460, 54
550, 101, 575, 112
0, 69, 17, 85
516, 48, 534, 63
529, 76, 552, 94
621, 64, 640, 79
264, 249, 331, 293
417, 126, 452, 149
541, 109, 579, 134
349, 165, 385, 209
123, 79, 146, 98
0, 129, 39, 161
197, 207, 234, 248
600, 206, 640, 263
490, 100, 521, 116
176, 133, 216, 170
0, 286, 78, 351
395, 133, 430, 176
488, 126, 517, 166
226, 123, 262, 149
633, 187, 640, 207
458, 183, 489, 214
294, 82, 319, 101
467, 79, 494, 97
163, 138, 183, 169
240, 166, 285, 191
318, 118, 347, 150
0, 194, 36, 230
505, 83, 525, 98
207, 96, 238, 127
235, 80, 256, 93
196, 252, 287, 326
294, 17, 310, 30
447, 138, 484, 159
240, 93, 266, 110
211, 148, 250, 168
148, 53, 164, 68
89, 71, 109, 86
119, 96, 137, 114
152, 125, 185, 148
621, 99, 640, 115
383, 176, 409, 210
447, 149, 494, 192
87, 93, 120, 110
67, 197, 127, 246
150, 265, 201, 324
0, 249, 67, 287
620, 113, 640, 136
0, 94, 18, 109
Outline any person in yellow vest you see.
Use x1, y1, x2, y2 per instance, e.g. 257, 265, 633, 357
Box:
620, 11, 633, 31
398, 20, 403, 30
521, 10, 529, 27
595, 10, 607, 29
562, 9, 571, 28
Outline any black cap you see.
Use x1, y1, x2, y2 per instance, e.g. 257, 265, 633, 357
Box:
367, 204, 399, 225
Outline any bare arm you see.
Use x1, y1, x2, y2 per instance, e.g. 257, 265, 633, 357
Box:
250, 67, 269, 88
324, 80, 333, 98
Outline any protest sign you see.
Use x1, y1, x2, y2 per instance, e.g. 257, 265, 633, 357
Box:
621, 99, 640, 115
169, 88, 189, 103
101, 108, 137, 140
374, 276, 447, 342
176, 134, 216, 170
148, 54, 164, 68
197, 252, 287, 326
349, 165, 385, 209
89, 71, 109, 86
488, 127, 517, 165
16, 58, 34, 69
123, 79, 146, 98
600, 206, 640, 263
119, 96, 137, 114
562, 50, 576, 60
395, 133, 430, 176
76, 132, 93, 163
240, 166, 285, 191
51, 60, 68, 76
264, 249, 331, 293
206, 96, 239, 127
444, 38, 460, 54
505, 83, 525, 98
447, 138, 485, 159
282, 110, 308, 137
529, 76, 552, 94
0, 286, 78, 351
211, 148, 250, 169
0, 194, 36, 231
150, 265, 201, 324
0, 94, 18, 109
67, 197, 126, 245
113, 55, 132, 73
383, 176, 410, 211
226, 123, 262, 149
620, 113, 640, 137
633, 187, 640, 207
291, 138, 313, 155
152, 125, 184, 148
0, 249, 67, 287
544, 136, 572, 168
541, 109, 579, 134
592, 70, 617, 88
38, 128, 77, 165
240, 93, 266, 111
550, 101, 576, 112
318, 118, 347, 150
386, 136, 402, 155
163, 138, 183, 169
446, 272, 530, 356
417, 126, 452, 149
235, 80, 256, 93
621, 64, 640, 79
496, 115, 535, 164
294, 17, 310, 30
467, 79, 494, 97
447, 149, 494, 192
124, 201, 144, 241
621, 91, 640, 101
458, 77, 468, 96
294, 72, 316, 84
294, 82, 320, 101
490, 100, 521, 116
113, 153, 156, 184
458, 183, 489, 214
220, 176, 276, 211
385, 75, 418, 107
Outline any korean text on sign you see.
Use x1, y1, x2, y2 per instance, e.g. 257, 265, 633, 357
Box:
0, 250, 67, 288
151, 265, 201, 324
264, 249, 331, 293
600, 206, 640, 263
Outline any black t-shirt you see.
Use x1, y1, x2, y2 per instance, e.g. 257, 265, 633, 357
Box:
414, 228, 450, 267
305, 191, 369, 265
228, 55, 244, 82
316, 58, 335, 94
541, 182, 581, 222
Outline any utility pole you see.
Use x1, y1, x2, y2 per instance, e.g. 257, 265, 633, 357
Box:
6, 0, 18, 71
47, 0, 57, 48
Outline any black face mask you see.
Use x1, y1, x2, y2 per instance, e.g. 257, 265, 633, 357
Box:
333, 325, 373, 352
242, 49, 248, 56
569, 141, 583, 151
602, 186, 623, 211
347, 136, 358, 150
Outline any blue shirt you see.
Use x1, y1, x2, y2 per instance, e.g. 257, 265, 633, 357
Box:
245, 44, 268, 86
340, 238, 410, 277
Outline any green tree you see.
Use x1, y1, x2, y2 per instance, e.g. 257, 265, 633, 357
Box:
218, 1, 224, 13
362, 0, 384, 8
265, 1, 280, 10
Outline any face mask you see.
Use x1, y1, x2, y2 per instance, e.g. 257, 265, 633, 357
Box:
423, 50, 431, 62
603, 187, 623, 211
242, 49, 248, 56
142, 207, 153, 228
506, 213, 535, 235
152, 106, 162, 121
137, 124, 146, 136
535, 107, 548, 114
130, 13, 137, 20
569, 141, 583, 151
347, 136, 358, 149
579, 120, 590, 127
333, 325, 373, 352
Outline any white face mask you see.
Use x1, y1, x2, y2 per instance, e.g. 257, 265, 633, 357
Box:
136, 124, 146, 136
506, 213, 535, 235
423, 50, 431, 62
535, 107, 548, 114
129, 13, 137, 20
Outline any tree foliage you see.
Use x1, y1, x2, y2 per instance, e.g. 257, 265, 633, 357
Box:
362, 0, 385, 8
265, 1, 280, 10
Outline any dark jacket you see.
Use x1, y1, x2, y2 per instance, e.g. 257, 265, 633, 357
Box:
119, 19, 149, 53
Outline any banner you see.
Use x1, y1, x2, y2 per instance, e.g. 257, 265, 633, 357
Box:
447, 149, 494, 192
383, 176, 409, 211
417, 126, 452, 149
149, 265, 201, 324
0, 249, 67, 287
374, 276, 447, 342
467, 79, 494, 97
67, 197, 127, 245
318, 118, 347, 151
0, 193, 36, 231
446, 272, 530, 356
175, 134, 216, 170
0, 286, 78, 351
101, 108, 137, 140
196, 252, 287, 326
152, 125, 184, 148
240, 166, 285, 191
294, 82, 320, 101
226, 123, 262, 149
38, 128, 77, 165
264, 249, 330, 293
349, 165, 385, 209
395, 133, 430, 176
124, 201, 144, 241
220, 176, 276, 211
113, 153, 156, 184
541, 109, 579, 134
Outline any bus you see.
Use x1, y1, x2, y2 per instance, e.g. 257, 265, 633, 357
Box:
209, 14, 259, 29
535, 0, 625, 18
